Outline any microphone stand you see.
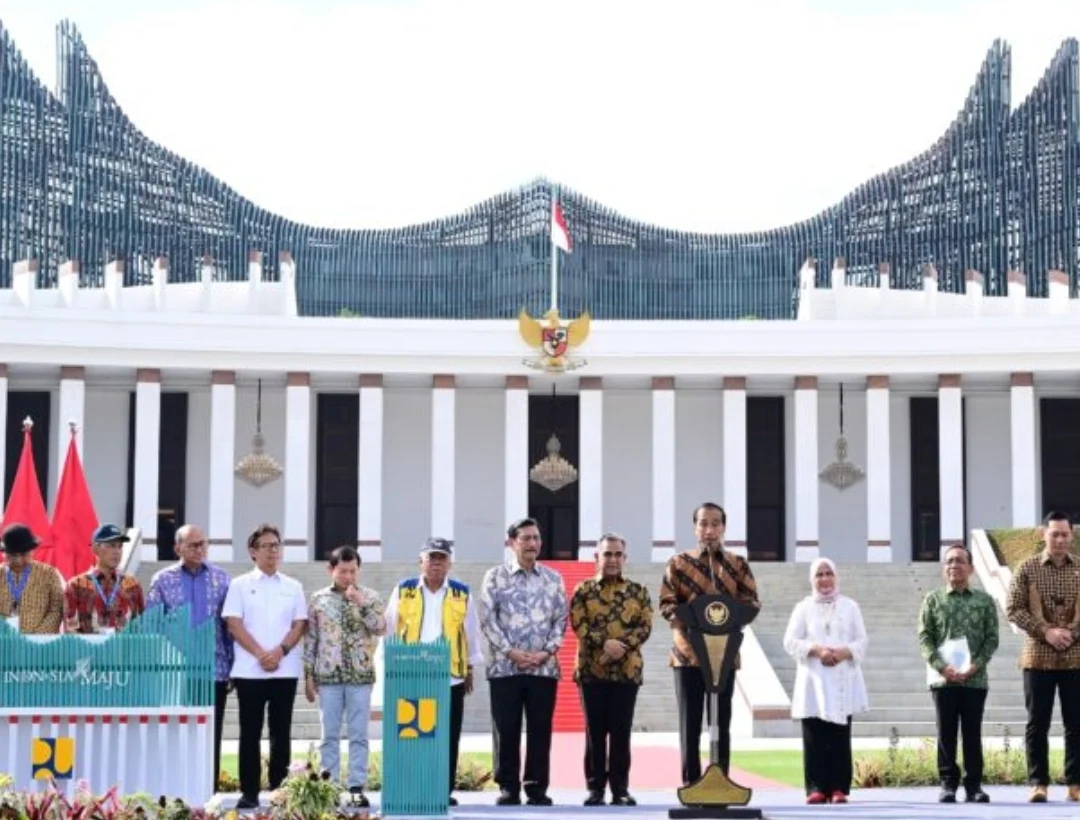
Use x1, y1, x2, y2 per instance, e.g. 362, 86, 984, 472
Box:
706, 546, 721, 770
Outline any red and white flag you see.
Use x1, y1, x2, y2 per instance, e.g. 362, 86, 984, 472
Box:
551, 198, 572, 254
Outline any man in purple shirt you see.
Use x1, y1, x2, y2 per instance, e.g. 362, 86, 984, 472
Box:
147, 523, 234, 787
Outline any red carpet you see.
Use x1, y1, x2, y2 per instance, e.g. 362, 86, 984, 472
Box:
546, 734, 791, 791
543, 561, 597, 733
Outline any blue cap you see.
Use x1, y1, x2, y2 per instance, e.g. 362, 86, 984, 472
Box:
92, 523, 130, 544
420, 537, 453, 556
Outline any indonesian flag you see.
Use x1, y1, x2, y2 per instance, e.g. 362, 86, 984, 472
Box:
551, 198, 572, 253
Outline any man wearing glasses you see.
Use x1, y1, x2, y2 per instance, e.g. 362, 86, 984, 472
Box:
147, 524, 234, 787
569, 533, 653, 807
223, 524, 309, 809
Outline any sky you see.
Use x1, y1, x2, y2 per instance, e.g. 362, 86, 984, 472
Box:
2, 0, 1079, 232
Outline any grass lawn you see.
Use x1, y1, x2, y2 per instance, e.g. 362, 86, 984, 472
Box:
729, 751, 803, 788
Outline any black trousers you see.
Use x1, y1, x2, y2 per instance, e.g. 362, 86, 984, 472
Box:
234, 678, 298, 799
184, 679, 229, 790
931, 686, 987, 790
449, 683, 466, 795
579, 682, 638, 795
1024, 669, 1080, 786
489, 675, 558, 797
214, 681, 229, 788
673, 666, 735, 785
801, 717, 853, 796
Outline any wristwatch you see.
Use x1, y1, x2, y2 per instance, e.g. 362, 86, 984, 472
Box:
280, 644, 291, 656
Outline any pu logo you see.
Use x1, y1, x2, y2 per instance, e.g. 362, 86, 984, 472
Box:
396, 698, 437, 739
31, 737, 75, 780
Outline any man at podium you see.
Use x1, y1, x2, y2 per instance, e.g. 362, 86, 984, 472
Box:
659, 503, 761, 786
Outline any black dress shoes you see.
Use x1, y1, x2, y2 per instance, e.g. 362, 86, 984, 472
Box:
611, 793, 638, 806
965, 788, 990, 803
583, 791, 605, 806
496, 790, 521, 805
526, 793, 554, 806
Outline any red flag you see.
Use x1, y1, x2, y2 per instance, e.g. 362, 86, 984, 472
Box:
50, 426, 98, 580
1, 418, 53, 564
551, 198, 572, 253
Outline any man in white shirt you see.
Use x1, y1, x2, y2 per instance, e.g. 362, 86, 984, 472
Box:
384, 538, 484, 806
223, 524, 309, 809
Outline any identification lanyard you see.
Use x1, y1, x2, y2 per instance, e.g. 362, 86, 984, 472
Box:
91, 574, 121, 613
6, 568, 29, 610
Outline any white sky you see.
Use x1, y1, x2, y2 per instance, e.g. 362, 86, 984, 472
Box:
3, 0, 1079, 232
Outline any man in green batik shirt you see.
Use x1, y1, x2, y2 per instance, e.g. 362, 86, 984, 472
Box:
917, 544, 999, 805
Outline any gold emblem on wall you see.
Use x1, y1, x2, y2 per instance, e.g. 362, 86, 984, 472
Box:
518, 308, 590, 372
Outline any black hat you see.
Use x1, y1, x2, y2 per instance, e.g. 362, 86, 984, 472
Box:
420, 537, 453, 557
92, 523, 130, 544
1, 524, 40, 555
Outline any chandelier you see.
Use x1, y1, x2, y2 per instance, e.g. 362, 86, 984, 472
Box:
819, 383, 865, 490
235, 379, 283, 488
530, 433, 578, 493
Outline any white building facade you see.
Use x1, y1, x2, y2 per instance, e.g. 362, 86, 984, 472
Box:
0, 257, 1076, 567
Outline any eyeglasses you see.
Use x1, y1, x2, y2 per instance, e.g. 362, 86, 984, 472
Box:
183, 541, 208, 550
943, 558, 969, 566
600, 551, 625, 559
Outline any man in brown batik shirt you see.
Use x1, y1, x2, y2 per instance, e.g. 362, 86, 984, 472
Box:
659, 502, 760, 786
1007, 510, 1080, 804
0, 524, 64, 634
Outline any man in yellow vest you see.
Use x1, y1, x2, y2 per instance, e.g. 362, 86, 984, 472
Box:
384, 537, 484, 806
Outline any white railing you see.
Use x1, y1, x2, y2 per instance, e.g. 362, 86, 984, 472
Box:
732, 625, 792, 736
970, 528, 1021, 634
120, 526, 143, 577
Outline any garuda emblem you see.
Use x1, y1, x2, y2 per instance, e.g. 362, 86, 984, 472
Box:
518, 308, 590, 372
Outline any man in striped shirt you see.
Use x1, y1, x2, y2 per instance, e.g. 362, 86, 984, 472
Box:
659, 502, 761, 786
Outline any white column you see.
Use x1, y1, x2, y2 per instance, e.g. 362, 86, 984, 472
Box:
578, 377, 603, 561
938, 374, 965, 556
794, 376, 820, 562
431, 375, 456, 542
282, 372, 311, 564
1010, 372, 1038, 527
722, 377, 748, 558
0, 365, 8, 518
208, 371, 236, 559
358, 374, 384, 563
504, 376, 529, 527
651, 377, 677, 563
133, 369, 161, 561
866, 376, 893, 562
57, 367, 86, 492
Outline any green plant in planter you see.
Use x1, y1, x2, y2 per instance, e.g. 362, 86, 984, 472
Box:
271, 759, 341, 820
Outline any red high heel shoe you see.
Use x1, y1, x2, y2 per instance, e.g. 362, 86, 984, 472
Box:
807, 791, 827, 804
831, 791, 848, 804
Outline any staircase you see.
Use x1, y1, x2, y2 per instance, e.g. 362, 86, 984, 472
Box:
750, 562, 1040, 739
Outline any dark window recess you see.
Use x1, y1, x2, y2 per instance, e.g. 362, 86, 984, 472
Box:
528, 394, 579, 560
746, 396, 785, 561
909, 396, 967, 561
315, 394, 359, 559
1040, 398, 1080, 523
4, 391, 51, 509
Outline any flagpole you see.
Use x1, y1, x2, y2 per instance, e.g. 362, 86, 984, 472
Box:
550, 186, 559, 312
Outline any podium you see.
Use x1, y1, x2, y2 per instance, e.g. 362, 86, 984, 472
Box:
670, 591, 763, 820
0, 607, 215, 804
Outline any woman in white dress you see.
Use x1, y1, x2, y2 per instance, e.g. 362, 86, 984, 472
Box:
782, 557, 869, 804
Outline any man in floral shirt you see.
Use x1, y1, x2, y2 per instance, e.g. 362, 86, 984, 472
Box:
147, 523, 234, 784
480, 517, 568, 806
63, 523, 145, 634
303, 545, 386, 805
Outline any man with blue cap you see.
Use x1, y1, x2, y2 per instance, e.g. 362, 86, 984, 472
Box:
63, 523, 145, 634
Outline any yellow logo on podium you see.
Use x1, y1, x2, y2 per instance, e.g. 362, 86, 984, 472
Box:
396, 698, 437, 739
31, 737, 75, 780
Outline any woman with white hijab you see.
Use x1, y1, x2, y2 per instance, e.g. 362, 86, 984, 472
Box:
782, 557, 869, 805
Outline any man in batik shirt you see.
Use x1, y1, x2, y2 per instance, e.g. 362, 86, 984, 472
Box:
480, 517, 568, 807
1007, 511, 1080, 803
0, 523, 64, 634
569, 532, 652, 807
659, 502, 760, 785
147, 523, 234, 784
64, 523, 145, 634
303, 545, 385, 805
